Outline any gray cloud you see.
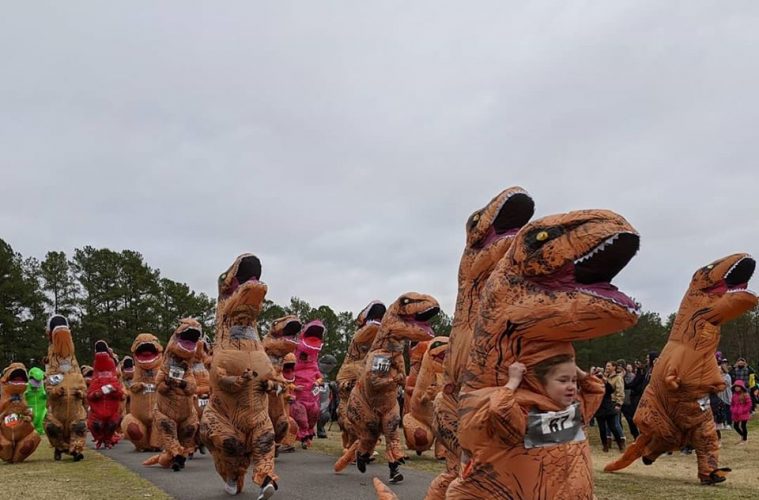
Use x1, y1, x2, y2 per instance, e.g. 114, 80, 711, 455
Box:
2, 2, 759, 318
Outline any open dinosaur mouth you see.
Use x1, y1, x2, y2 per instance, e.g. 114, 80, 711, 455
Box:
282, 319, 302, 338
533, 232, 640, 313
282, 361, 296, 382
122, 357, 135, 372
705, 256, 757, 296
432, 351, 447, 363
237, 255, 262, 283
365, 302, 387, 322
95, 340, 109, 353
302, 323, 325, 350
135, 342, 160, 363
403, 307, 440, 337
178, 328, 201, 352
475, 191, 535, 249
9, 368, 28, 385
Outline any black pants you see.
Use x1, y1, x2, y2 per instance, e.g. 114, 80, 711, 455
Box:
597, 414, 624, 443
734, 420, 748, 441
621, 404, 639, 438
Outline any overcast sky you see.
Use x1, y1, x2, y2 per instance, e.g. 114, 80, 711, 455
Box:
2, 2, 758, 319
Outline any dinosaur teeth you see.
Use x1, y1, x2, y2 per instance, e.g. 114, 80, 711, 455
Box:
573, 232, 636, 265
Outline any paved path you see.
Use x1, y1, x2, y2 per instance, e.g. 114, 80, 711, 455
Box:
98, 442, 434, 500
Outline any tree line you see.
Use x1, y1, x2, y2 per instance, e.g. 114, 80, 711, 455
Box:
1, 237, 757, 369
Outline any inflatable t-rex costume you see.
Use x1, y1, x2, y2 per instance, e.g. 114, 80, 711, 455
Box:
122, 333, 163, 451
119, 356, 135, 411
428, 187, 534, 498
262, 315, 301, 447
87, 340, 125, 448
336, 300, 386, 450
279, 352, 299, 451
80, 365, 94, 388
199, 254, 279, 498
403, 341, 429, 417
444, 210, 640, 500
25, 367, 47, 435
143, 319, 202, 471
605, 253, 757, 485
317, 354, 338, 438
290, 320, 326, 448
44, 315, 88, 461
335, 292, 440, 484
0, 363, 42, 463
403, 337, 448, 456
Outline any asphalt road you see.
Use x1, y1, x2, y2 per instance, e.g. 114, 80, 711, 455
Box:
98, 441, 434, 500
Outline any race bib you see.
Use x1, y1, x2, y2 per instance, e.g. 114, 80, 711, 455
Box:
169, 367, 185, 381
4, 413, 20, 428
524, 402, 585, 449
371, 355, 391, 374
143, 383, 156, 394
198, 397, 209, 407
312, 385, 321, 396
102, 384, 113, 395
48, 374, 64, 385
698, 395, 710, 412
59, 360, 72, 373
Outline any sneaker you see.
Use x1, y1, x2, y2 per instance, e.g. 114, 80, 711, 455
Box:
224, 479, 238, 496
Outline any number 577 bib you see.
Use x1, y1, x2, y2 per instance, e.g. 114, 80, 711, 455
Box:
524, 402, 585, 449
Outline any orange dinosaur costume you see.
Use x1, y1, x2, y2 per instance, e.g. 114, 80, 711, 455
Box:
403, 341, 429, 418
429, 186, 534, 498
262, 315, 301, 449
43, 315, 88, 461
1, 363, 42, 463
446, 209, 641, 500
199, 254, 279, 498
335, 300, 386, 450
143, 319, 202, 471
335, 293, 440, 484
605, 253, 757, 485
192, 337, 211, 454
403, 337, 448, 456
279, 352, 299, 451
122, 333, 164, 451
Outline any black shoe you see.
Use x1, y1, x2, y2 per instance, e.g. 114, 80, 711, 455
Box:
171, 455, 185, 471
389, 461, 403, 484
256, 476, 278, 500
73, 452, 84, 462
356, 452, 371, 473
317, 431, 327, 439
54, 449, 62, 461
198, 444, 207, 455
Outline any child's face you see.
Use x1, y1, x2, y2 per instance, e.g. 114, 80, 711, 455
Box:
735, 386, 743, 393
544, 361, 578, 407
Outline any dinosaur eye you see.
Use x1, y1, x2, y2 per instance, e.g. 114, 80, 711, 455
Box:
218, 272, 227, 283
707, 264, 714, 270
472, 213, 480, 222
401, 297, 410, 305
536, 231, 549, 242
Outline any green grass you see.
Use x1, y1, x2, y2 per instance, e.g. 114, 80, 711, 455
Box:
312, 416, 759, 499
1, 442, 170, 500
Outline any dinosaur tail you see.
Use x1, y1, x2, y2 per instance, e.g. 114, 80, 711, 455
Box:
604, 434, 650, 472
142, 454, 161, 466
334, 440, 359, 472
373, 477, 399, 500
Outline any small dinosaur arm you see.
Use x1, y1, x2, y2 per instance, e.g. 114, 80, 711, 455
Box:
121, 333, 163, 451
0, 363, 42, 463
290, 320, 326, 445
429, 186, 534, 499
199, 254, 279, 496
446, 209, 641, 500
403, 341, 429, 418
335, 293, 440, 484
403, 337, 448, 455
605, 253, 758, 484
335, 300, 385, 450
118, 356, 134, 420
87, 340, 125, 449
263, 315, 301, 445
43, 315, 88, 460
143, 318, 202, 470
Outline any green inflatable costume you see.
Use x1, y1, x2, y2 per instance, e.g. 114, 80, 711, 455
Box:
25, 367, 47, 435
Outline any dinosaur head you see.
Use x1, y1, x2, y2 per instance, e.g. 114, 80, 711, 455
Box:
299, 320, 325, 352
683, 254, 757, 325
349, 301, 386, 358
120, 356, 135, 382
319, 354, 338, 376
423, 336, 449, 374
498, 209, 640, 340
463, 187, 535, 278
1, 363, 29, 396
167, 318, 203, 361
282, 352, 297, 382
93, 340, 117, 374
28, 367, 44, 389
409, 341, 430, 366
47, 314, 75, 359
357, 301, 387, 328
217, 254, 268, 324
263, 315, 302, 356
130, 333, 163, 370
383, 293, 441, 343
